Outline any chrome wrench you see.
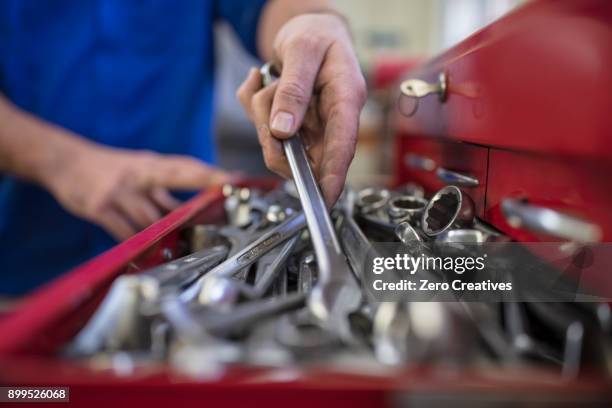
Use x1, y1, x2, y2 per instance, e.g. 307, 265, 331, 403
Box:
260, 63, 362, 341
181, 212, 306, 303
198, 235, 300, 309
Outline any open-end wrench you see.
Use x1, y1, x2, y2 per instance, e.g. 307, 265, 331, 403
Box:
275, 253, 340, 353
260, 63, 362, 341
69, 245, 228, 355
166, 292, 306, 339
198, 235, 300, 309
139, 245, 228, 302
180, 212, 306, 303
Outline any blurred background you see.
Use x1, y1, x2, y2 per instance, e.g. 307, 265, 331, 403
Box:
214, 0, 525, 185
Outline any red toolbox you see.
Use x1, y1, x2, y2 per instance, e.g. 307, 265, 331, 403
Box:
2, 0, 612, 406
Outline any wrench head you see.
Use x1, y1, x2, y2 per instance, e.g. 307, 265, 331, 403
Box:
308, 277, 363, 341
198, 276, 242, 310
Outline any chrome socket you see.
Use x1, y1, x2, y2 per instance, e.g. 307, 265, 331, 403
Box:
387, 195, 428, 224
355, 187, 391, 215
421, 186, 474, 236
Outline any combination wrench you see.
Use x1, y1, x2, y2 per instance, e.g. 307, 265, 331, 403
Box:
181, 212, 307, 303
260, 63, 362, 342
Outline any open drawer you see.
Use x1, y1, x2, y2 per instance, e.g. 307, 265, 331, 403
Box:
1, 179, 610, 407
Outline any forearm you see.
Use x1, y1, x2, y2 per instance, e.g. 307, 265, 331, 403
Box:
0, 94, 91, 187
256, 0, 338, 60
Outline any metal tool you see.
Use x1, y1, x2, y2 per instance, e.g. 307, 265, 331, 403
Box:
68, 276, 147, 356
421, 186, 475, 236
70, 245, 228, 355
260, 62, 362, 341
139, 245, 228, 303
387, 195, 428, 225
198, 235, 300, 309
168, 293, 306, 339
180, 212, 307, 302
355, 187, 391, 215
275, 253, 340, 353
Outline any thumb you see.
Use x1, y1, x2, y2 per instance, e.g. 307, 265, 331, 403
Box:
269, 43, 326, 139
151, 155, 232, 190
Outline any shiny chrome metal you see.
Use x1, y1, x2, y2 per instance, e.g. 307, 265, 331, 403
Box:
404, 153, 436, 172
198, 235, 300, 309
435, 229, 488, 244
261, 62, 361, 341
69, 276, 145, 355
180, 213, 307, 302
394, 222, 422, 244
421, 186, 475, 236
274, 254, 339, 352
400, 73, 447, 100
399, 72, 447, 116
501, 199, 602, 242
387, 195, 428, 223
436, 167, 480, 187
139, 245, 228, 302
355, 187, 391, 215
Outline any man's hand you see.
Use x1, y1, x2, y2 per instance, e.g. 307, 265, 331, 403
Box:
0, 94, 231, 242
238, 12, 366, 206
45, 144, 231, 241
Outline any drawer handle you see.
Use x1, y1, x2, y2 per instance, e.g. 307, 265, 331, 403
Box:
405, 153, 436, 171
436, 167, 479, 187
399, 72, 447, 116
501, 199, 602, 242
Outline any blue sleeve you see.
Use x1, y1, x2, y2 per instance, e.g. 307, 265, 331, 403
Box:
214, 0, 268, 57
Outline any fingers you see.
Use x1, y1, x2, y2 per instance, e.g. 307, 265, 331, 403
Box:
319, 101, 361, 206
150, 187, 181, 212
98, 208, 137, 241
251, 83, 292, 178
269, 41, 328, 138
114, 191, 162, 230
151, 156, 232, 190
236, 67, 262, 121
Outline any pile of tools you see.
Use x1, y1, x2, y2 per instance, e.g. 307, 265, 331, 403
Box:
66, 180, 612, 379
65, 62, 611, 379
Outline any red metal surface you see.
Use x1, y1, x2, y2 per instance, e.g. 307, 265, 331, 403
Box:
392, 0, 612, 241
0, 187, 224, 356
486, 149, 612, 242
393, 136, 488, 217
393, 0, 612, 160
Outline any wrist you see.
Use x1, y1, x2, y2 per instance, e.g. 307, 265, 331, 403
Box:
35, 127, 93, 194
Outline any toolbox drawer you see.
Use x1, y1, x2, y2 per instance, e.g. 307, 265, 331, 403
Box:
394, 135, 488, 219
393, 0, 612, 160
485, 149, 612, 242
1, 179, 610, 406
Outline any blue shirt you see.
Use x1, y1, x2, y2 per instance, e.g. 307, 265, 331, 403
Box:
0, 0, 266, 295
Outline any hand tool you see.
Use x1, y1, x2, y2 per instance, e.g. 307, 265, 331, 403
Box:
170, 293, 307, 339
260, 62, 362, 341
355, 187, 391, 215
198, 235, 300, 309
386, 195, 428, 225
180, 212, 307, 302
139, 245, 228, 303
70, 245, 228, 354
275, 253, 340, 353
421, 186, 475, 236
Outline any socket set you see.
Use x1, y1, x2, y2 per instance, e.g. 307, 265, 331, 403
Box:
64, 181, 612, 380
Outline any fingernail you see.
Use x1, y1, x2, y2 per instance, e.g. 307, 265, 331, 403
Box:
271, 111, 294, 134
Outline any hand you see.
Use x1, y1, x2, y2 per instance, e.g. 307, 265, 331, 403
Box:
45, 144, 232, 241
238, 12, 366, 206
